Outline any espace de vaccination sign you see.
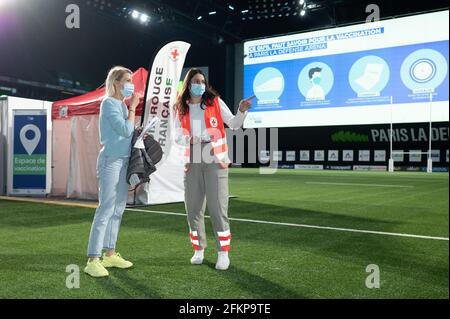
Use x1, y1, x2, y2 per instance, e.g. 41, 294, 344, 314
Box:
12, 110, 47, 194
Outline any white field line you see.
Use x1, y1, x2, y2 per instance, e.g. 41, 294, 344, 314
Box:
305, 182, 415, 188
126, 208, 449, 242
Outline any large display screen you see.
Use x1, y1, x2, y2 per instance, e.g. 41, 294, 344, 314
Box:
243, 11, 449, 128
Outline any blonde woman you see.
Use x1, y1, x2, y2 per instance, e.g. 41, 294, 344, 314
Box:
84, 66, 139, 277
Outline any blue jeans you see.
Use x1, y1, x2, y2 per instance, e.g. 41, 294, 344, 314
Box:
87, 153, 129, 257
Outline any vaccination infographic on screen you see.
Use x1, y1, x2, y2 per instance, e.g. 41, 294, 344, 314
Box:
243, 11, 449, 128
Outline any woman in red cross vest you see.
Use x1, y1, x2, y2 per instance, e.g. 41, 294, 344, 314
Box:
175, 68, 254, 270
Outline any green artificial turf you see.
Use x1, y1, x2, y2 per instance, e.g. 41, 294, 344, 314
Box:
0, 169, 448, 298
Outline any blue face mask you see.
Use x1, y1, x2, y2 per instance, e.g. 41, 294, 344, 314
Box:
190, 83, 206, 97
121, 83, 134, 97
312, 77, 322, 85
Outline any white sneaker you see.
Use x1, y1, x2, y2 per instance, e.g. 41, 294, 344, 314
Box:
215, 251, 230, 270
190, 249, 204, 265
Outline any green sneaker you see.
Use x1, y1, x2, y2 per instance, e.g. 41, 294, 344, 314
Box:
101, 252, 133, 269
84, 259, 109, 277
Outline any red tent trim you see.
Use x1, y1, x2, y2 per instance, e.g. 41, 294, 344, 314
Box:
52, 67, 148, 120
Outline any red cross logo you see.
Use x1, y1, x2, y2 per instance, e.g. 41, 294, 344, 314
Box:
170, 48, 180, 61
210, 117, 218, 128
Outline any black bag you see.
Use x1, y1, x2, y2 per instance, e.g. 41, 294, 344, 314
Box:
126, 129, 163, 188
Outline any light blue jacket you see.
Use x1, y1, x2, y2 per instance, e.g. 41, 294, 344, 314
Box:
98, 97, 134, 157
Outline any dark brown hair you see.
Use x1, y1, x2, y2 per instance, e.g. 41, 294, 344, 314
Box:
175, 68, 219, 116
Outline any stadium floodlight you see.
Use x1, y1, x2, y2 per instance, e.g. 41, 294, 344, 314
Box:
0, 0, 14, 10
300, 9, 306, 16
140, 13, 149, 23
131, 10, 140, 19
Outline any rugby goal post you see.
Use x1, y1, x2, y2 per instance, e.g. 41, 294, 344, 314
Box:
388, 94, 433, 173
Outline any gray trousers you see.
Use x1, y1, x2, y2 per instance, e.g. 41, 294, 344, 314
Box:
184, 144, 231, 251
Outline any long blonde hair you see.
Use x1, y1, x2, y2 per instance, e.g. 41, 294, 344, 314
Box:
105, 66, 132, 97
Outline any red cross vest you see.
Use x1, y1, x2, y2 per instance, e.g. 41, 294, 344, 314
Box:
178, 97, 229, 167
